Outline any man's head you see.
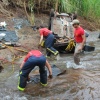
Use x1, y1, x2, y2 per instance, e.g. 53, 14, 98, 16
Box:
72, 19, 80, 28
36, 25, 44, 31
36, 26, 40, 30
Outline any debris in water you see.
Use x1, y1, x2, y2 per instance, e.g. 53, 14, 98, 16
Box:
30, 75, 40, 84
51, 65, 62, 76
57, 70, 66, 76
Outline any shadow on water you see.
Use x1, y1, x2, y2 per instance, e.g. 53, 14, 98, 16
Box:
0, 31, 100, 100
0, 65, 3, 72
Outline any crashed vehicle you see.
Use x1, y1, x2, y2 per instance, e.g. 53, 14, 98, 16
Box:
50, 13, 75, 53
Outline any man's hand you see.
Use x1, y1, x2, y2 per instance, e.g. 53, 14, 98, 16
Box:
27, 76, 30, 82
48, 75, 53, 79
78, 46, 82, 51
78, 44, 84, 51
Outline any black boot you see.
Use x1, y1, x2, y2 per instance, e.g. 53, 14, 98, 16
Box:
98, 34, 100, 39
39, 70, 47, 86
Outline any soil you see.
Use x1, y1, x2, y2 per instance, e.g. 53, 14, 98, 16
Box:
0, 14, 49, 67
78, 16, 99, 31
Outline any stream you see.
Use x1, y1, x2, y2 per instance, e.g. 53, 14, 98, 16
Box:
0, 31, 100, 100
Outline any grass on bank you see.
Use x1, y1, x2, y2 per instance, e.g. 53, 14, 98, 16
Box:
1, 0, 99, 27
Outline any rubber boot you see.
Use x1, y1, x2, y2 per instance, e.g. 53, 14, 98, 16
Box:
18, 75, 27, 91
98, 34, 100, 39
39, 70, 47, 86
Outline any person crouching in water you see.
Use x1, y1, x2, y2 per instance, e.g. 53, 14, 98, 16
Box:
18, 50, 52, 91
72, 19, 86, 65
37, 26, 59, 57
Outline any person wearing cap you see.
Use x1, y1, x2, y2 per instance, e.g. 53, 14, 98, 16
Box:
18, 50, 52, 91
37, 26, 59, 57
72, 19, 86, 65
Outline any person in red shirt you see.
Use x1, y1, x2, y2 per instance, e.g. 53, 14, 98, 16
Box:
72, 19, 86, 65
18, 50, 52, 91
37, 26, 58, 57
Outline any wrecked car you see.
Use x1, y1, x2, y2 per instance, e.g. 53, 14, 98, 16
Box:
50, 13, 75, 53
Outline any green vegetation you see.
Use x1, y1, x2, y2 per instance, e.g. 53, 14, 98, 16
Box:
48, 0, 100, 27
0, 0, 100, 26
54, 0, 100, 26
28, 0, 34, 25
36, 0, 100, 25
68, 0, 100, 20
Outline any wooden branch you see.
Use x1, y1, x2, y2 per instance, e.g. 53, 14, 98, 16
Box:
0, 3, 13, 17
23, 1, 29, 20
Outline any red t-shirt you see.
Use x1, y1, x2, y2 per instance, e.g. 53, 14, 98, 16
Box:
24, 50, 42, 62
74, 26, 84, 43
39, 28, 52, 36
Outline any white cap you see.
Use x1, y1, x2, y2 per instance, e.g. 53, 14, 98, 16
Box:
72, 19, 80, 25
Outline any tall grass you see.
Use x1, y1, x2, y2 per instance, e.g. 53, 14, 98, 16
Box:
26, 0, 100, 23
47, 0, 100, 21
68, 0, 100, 25
22, 0, 100, 26
6, 0, 100, 21
52, 0, 100, 28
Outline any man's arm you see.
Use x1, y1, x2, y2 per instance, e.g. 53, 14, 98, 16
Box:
20, 61, 25, 69
79, 34, 86, 50
81, 34, 86, 47
45, 60, 52, 78
39, 35, 43, 45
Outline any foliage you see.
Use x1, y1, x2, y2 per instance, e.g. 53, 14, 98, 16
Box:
0, 0, 100, 26
68, 0, 100, 25
28, 0, 34, 25
52, 0, 100, 28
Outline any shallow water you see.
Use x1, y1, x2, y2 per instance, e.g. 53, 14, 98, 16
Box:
0, 31, 100, 100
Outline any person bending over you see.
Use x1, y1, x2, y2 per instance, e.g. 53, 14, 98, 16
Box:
18, 50, 52, 91
37, 26, 59, 57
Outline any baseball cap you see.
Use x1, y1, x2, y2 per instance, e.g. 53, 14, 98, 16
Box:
72, 19, 80, 25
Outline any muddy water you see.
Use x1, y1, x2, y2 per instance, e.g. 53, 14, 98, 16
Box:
0, 31, 100, 100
